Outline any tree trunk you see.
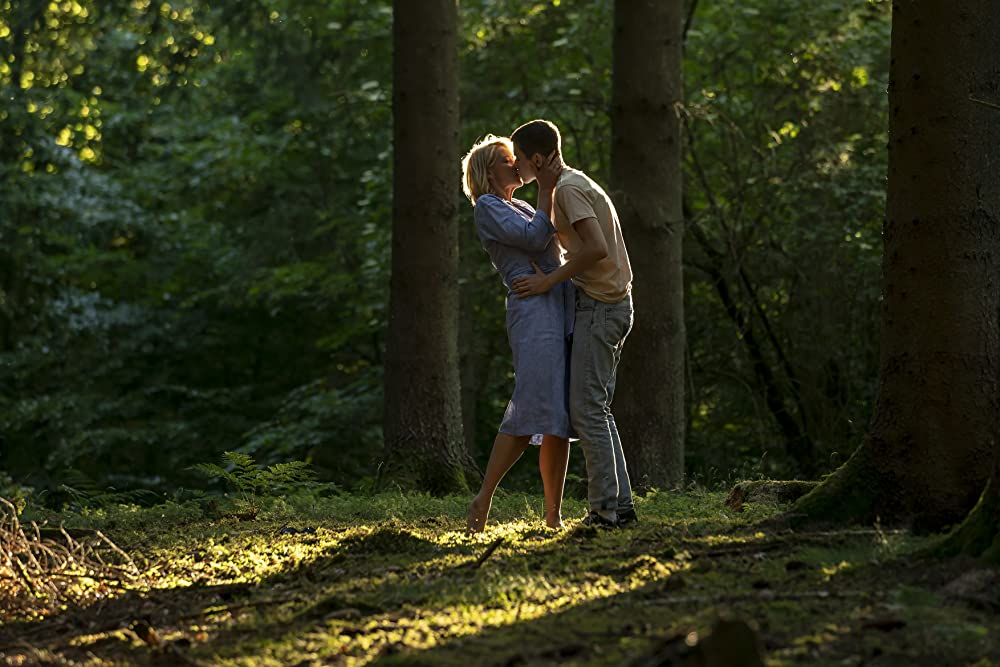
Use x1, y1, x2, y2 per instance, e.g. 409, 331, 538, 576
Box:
610, 0, 687, 489
382, 0, 472, 494
793, 0, 1000, 530
935, 1, 1000, 561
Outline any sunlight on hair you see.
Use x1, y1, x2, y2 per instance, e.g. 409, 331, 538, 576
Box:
461, 134, 513, 205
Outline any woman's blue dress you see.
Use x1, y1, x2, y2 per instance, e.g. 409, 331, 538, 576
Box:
474, 194, 575, 440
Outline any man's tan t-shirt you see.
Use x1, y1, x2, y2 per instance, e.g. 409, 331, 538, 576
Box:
553, 168, 632, 303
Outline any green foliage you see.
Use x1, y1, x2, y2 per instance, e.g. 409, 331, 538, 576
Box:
57, 469, 161, 510
190, 451, 320, 519
0, 0, 390, 496
1, 0, 892, 496
681, 0, 890, 478
0, 472, 33, 516
239, 377, 382, 481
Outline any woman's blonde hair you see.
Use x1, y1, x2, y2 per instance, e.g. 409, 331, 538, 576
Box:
461, 134, 513, 205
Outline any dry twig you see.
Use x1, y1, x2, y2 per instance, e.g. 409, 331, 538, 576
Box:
0, 496, 143, 619
471, 537, 506, 569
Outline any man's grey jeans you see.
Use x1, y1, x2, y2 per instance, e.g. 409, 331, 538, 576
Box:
570, 290, 634, 520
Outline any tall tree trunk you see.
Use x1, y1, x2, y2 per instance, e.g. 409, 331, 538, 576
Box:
382, 0, 471, 494
793, 0, 1000, 530
935, 2, 1000, 561
611, 0, 687, 489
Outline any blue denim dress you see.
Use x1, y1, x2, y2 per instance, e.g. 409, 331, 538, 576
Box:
474, 194, 576, 440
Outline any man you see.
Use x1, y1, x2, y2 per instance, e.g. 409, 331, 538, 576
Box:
510, 119, 637, 528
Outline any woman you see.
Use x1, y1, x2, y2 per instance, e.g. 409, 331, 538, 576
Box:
460, 135, 575, 532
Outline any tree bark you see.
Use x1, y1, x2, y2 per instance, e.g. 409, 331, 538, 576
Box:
934, 1, 1000, 560
382, 0, 472, 494
793, 0, 1000, 530
611, 0, 687, 489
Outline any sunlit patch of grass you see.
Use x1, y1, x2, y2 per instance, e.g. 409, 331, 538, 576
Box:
201, 556, 690, 667
5, 491, 999, 667
102, 496, 700, 666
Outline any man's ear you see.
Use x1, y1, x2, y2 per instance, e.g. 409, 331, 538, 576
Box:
531, 153, 544, 168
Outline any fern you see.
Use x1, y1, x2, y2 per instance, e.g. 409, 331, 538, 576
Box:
58, 469, 160, 509
190, 452, 317, 519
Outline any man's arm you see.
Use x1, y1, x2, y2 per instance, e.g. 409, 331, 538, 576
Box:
511, 216, 607, 298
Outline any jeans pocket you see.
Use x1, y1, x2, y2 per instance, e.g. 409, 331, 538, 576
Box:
605, 302, 633, 344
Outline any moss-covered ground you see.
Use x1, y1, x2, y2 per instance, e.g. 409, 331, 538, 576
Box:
1, 490, 998, 666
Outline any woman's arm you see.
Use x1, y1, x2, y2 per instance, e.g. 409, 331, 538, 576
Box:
474, 196, 554, 253
533, 151, 562, 224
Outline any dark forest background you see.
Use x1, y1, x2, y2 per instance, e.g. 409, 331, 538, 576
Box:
0, 0, 891, 502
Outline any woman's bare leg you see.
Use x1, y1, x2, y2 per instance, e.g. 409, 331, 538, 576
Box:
539, 435, 570, 529
467, 433, 531, 532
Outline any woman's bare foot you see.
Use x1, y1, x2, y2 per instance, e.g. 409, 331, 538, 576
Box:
466, 495, 491, 533
545, 512, 564, 530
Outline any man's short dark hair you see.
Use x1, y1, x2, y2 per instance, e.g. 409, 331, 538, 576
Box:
511, 119, 561, 160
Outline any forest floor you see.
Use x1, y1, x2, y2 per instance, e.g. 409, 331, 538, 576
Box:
1, 490, 998, 666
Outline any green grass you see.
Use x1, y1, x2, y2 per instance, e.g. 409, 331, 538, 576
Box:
1, 490, 998, 666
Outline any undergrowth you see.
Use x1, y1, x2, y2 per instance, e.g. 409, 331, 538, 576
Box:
0, 490, 996, 666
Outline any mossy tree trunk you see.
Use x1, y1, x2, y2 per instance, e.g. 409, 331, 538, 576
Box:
611, 0, 687, 489
382, 0, 474, 494
793, 0, 1000, 530
937, 477, 1000, 563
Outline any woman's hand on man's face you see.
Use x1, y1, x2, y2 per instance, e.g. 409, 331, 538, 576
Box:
535, 150, 562, 191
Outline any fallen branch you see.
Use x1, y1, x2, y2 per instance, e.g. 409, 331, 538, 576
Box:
471, 537, 506, 569
970, 95, 1000, 111
0, 496, 143, 619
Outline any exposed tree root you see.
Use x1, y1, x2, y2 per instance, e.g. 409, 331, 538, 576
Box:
780, 445, 883, 529
933, 479, 1000, 564
725, 479, 818, 511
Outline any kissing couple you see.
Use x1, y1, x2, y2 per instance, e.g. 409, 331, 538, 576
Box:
461, 119, 637, 532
